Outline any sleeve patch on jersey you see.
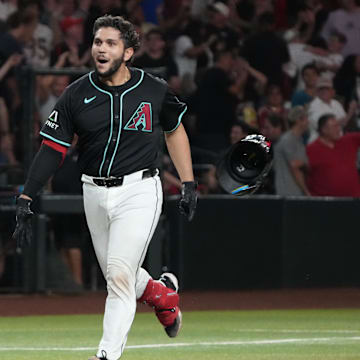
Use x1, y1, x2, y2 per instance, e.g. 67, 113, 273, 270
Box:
124, 102, 152, 132
45, 110, 59, 130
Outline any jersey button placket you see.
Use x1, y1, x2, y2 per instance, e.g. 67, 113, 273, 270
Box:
108, 92, 120, 175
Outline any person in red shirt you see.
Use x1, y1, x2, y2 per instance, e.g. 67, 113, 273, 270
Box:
306, 113, 360, 197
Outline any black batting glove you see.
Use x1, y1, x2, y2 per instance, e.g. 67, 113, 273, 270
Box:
12, 197, 34, 249
178, 181, 198, 221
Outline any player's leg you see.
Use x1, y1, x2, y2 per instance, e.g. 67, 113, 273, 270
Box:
97, 175, 163, 360
136, 268, 182, 337
82, 182, 109, 277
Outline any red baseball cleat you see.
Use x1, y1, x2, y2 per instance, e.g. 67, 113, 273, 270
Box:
139, 272, 182, 337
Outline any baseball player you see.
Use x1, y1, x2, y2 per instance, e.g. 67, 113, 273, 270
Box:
12, 15, 197, 360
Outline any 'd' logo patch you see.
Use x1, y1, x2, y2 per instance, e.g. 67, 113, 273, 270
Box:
124, 102, 152, 132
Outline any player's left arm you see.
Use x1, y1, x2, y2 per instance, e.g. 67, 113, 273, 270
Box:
160, 85, 198, 220
164, 123, 194, 182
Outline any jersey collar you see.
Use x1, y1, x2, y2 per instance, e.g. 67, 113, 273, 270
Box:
90, 67, 142, 93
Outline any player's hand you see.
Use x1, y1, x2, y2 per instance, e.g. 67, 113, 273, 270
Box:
178, 181, 198, 221
12, 197, 34, 249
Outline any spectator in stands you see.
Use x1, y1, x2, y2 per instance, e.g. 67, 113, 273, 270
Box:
204, 2, 240, 53
283, 2, 316, 45
50, 16, 90, 68
198, 164, 220, 194
321, 0, 360, 57
37, 74, 70, 126
0, 99, 16, 165
307, 76, 356, 143
241, 11, 290, 87
234, 56, 268, 109
316, 31, 346, 80
291, 63, 319, 107
258, 84, 289, 132
232, 0, 274, 35
0, 0, 17, 22
307, 113, 360, 196
192, 49, 244, 152
0, 11, 37, 162
229, 120, 252, 145
133, 28, 181, 92
0, 11, 36, 110
333, 54, 360, 110
159, 0, 193, 36
0, 53, 22, 165
140, 0, 163, 25
22, 0, 54, 68
260, 113, 286, 144
273, 106, 310, 196
284, 36, 321, 92
173, 19, 216, 96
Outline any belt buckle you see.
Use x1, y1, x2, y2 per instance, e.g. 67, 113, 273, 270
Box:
106, 178, 116, 187
93, 177, 110, 187
106, 176, 123, 187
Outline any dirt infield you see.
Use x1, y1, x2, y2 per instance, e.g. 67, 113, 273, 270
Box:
0, 288, 359, 316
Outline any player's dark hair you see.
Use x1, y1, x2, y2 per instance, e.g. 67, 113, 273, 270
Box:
301, 63, 319, 77
93, 15, 140, 52
317, 113, 335, 134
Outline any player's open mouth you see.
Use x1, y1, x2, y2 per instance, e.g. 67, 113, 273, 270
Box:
97, 58, 109, 64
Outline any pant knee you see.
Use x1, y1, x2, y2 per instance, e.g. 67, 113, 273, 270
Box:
106, 262, 135, 299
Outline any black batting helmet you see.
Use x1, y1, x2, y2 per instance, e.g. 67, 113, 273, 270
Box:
216, 134, 273, 195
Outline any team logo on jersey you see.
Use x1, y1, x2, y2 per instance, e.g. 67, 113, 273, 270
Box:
45, 110, 59, 130
124, 102, 152, 132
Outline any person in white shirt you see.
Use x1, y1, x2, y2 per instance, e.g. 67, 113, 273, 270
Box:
307, 77, 356, 143
316, 31, 346, 80
321, 0, 360, 57
22, 1, 54, 68
173, 20, 215, 95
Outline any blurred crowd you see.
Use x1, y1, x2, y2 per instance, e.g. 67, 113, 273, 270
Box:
1, 0, 360, 198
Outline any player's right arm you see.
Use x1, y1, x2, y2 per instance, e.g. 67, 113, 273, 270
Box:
19, 140, 67, 201
13, 85, 75, 248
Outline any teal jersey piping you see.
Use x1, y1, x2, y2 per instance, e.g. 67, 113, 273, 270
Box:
107, 69, 145, 177
39, 131, 71, 147
164, 105, 187, 133
88, 71, 114, 177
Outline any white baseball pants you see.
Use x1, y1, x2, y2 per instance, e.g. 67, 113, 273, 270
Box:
82, 169, 163, 360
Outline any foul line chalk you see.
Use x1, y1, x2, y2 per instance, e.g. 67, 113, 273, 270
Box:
0, 336, 360, 351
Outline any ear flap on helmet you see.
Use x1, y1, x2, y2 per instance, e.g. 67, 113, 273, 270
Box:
216, 134, 273, 195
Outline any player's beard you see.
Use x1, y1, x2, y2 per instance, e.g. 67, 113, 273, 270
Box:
96, 53, 125, 79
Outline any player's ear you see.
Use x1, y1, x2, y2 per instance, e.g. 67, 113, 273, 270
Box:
124, 47, 134, 62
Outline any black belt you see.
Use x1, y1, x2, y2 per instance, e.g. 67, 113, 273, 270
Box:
93, 169, 157, 187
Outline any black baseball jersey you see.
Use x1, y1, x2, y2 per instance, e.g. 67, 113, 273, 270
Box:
40, 67, 187, 177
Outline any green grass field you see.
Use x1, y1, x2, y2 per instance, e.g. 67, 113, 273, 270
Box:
0, 309, 360, 360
